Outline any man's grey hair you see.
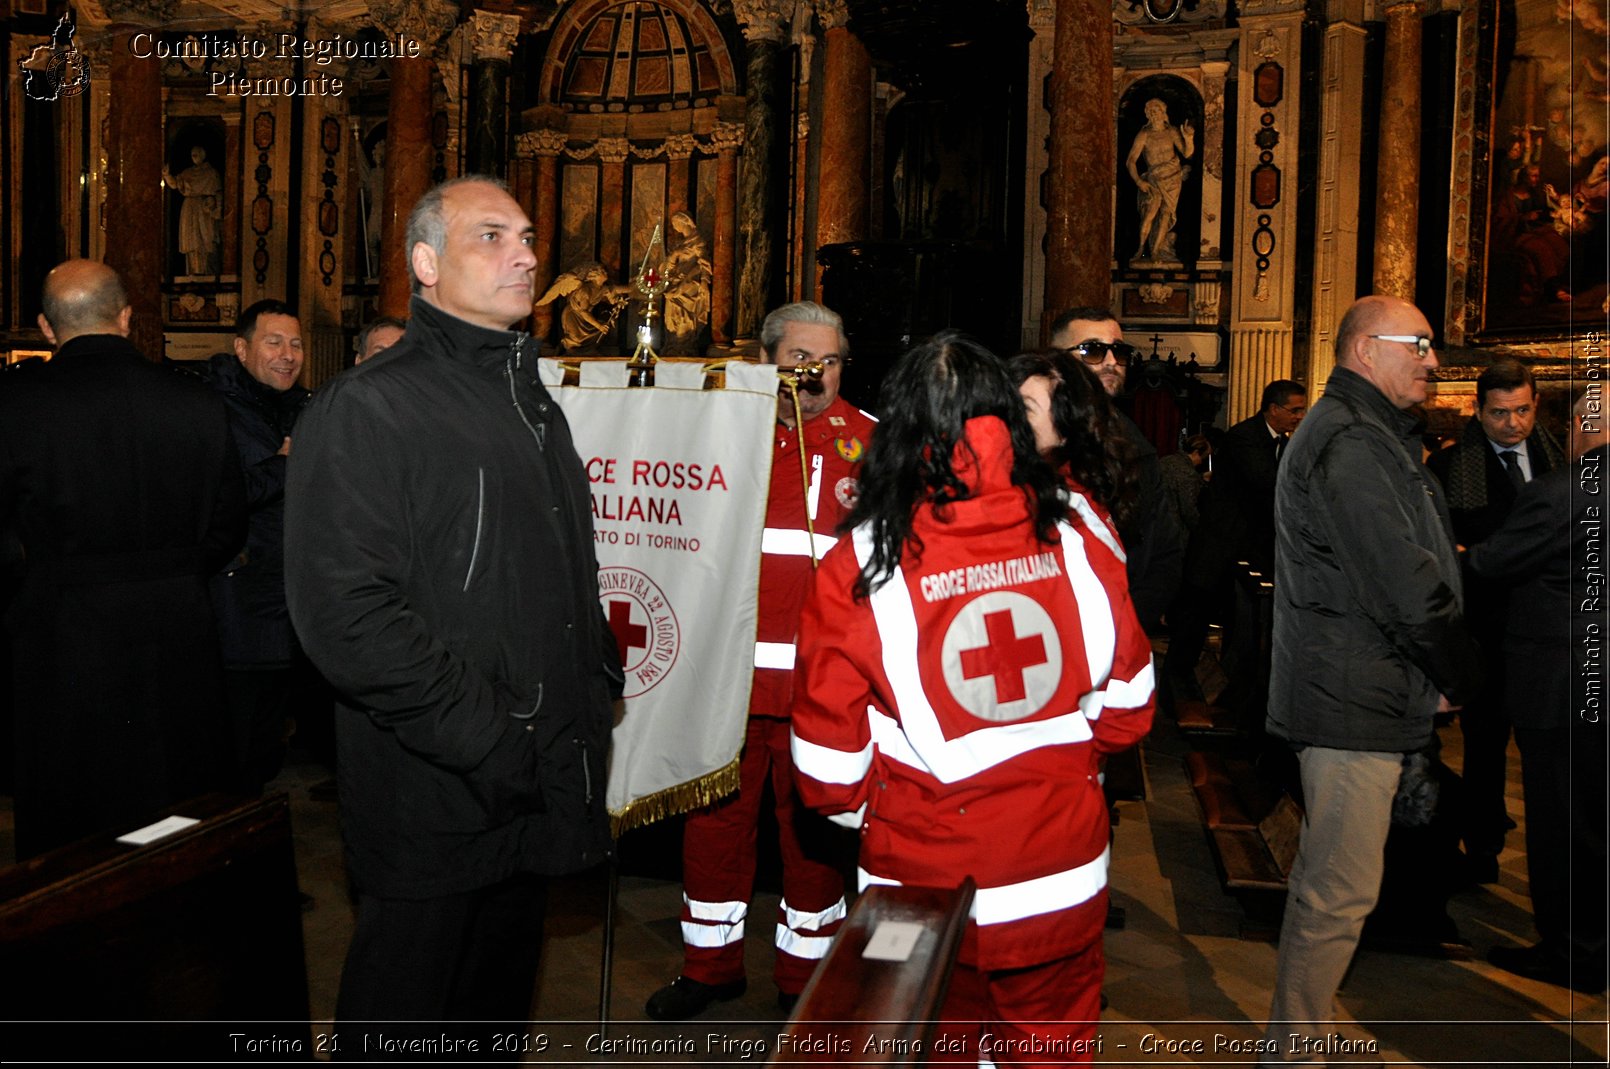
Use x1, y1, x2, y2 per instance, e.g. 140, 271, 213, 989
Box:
759, 301, 849, 361
41, 269, 126, 336
405, 174, 510, 294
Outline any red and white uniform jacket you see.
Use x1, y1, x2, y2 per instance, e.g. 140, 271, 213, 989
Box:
751, 394, 875, 717
790, 416, 1155, 970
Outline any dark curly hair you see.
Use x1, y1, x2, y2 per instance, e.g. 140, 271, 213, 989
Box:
1007, 349, 1139, 531
845, 331, 1066, 599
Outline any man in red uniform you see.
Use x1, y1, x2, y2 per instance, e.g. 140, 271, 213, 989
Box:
646, 301, 876, 1019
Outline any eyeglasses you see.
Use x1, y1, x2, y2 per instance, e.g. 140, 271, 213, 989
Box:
1368, 334, 1436, 357
1064, 340, 1142, 366
1275, 401, 1307, 416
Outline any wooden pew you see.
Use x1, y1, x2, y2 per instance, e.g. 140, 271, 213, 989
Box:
773, 879, 975, 1066
0, 792, 310, 1059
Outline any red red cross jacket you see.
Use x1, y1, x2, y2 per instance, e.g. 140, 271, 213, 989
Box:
751, 394, 875, 718
790, 416, 1155, 970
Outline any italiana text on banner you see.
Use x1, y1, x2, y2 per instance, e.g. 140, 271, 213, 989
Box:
544, 359, 778, 833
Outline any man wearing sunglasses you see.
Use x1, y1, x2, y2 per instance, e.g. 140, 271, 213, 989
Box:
1262, 295, 1480, 1058
1048, 307, 1183, 633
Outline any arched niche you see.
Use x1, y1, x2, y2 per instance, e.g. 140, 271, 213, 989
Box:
1117, 74, 1205, 270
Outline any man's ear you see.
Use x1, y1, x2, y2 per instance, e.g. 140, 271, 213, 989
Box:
37, 313, 58, 348
233, 334, 249, 362
410, 242, 437, 290
115, 305, 133, 337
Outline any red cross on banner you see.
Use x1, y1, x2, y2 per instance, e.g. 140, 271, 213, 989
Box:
958, 608, 1048, 704
607, 598, 648, 664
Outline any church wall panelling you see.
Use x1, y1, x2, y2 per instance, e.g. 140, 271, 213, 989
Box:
630, 161, 668, 269
561, 162, 601, 272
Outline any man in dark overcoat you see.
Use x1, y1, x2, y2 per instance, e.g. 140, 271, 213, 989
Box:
0, 260, 245, 858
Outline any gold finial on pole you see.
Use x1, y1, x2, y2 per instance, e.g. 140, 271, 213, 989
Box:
627, 223, 668, 387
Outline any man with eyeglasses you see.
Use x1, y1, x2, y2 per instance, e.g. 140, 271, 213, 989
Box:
1426, 359, 1566, 887
1048, 307, 1183, 633
1261, 295, 1481, 1059
1170, 379, 1306, 698
646, 301, 870, 1021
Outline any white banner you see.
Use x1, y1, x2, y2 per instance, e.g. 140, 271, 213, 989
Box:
546, 364, 777, 831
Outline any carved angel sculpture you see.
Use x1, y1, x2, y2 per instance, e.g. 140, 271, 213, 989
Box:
535, 262, 630, 353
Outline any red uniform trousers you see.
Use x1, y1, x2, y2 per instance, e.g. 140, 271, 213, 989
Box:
935, 930, 1105, 1066
678, 714, 846, 994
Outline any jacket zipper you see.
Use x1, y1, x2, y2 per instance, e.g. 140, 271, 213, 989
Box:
505, 334, 546, 451
463, 466, 485, 592
576, 737, 593, 804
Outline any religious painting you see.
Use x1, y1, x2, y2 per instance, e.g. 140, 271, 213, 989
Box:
1470, 0, 1608, 339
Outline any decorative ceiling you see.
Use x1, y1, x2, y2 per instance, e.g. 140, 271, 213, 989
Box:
556, 1, 723, 112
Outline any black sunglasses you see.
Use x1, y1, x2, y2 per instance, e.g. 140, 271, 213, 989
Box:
1063, 340, 1143, 366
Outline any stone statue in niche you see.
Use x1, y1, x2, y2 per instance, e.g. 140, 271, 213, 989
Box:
1126, 98, 1195, 264
535, 262, 631, 353
163, 145, 222, 276
354, 132, 387, 279
659, 211, 712, 355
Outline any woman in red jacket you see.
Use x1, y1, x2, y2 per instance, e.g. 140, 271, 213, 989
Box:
791, 332, 1155, 1064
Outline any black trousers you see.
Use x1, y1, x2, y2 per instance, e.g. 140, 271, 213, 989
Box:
1515, 718, 1607, 970
336, 872, 548, 1046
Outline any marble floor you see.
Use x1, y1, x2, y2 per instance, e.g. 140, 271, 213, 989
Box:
3, 684, 1605, 1066
261, 708, 1607, 1067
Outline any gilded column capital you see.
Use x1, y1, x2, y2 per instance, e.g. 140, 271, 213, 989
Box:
517, 128, 569, 157
816, 0, 851, 31
468, 10, 522, 63
733, 0, 789, 43
710, 121, 745, 152
595, 137, 631, 164
370, 0, 459, 50
1026, 0, 1055, 33
1380, 0, 1428, 17
664, 133, 699, 160
94, 0, 177, 25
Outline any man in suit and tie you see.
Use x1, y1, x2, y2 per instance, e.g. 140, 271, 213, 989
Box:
1168, 379, 1305, 697
1466, 388, 1606, 994
1427, 359, 1566, 884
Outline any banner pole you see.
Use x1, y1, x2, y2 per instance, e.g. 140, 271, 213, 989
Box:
597, 854, 620, 1033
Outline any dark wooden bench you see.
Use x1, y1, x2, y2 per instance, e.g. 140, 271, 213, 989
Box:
1187, 749, 1303, 931
773, 879, 975, 1066
0, 792, 310, 1059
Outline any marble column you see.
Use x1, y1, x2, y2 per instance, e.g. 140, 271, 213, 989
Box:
1373, 0, 1423, 300
518, 128, 567, 345
298, 86, 349, 389
1043, 0, 1115, 331
711, 122, 743, 346
467, 11, 521, 176
734, 5, 788, 341
221, 113, 243, 276
597, 138, 630, 278
1308, 3, 1368, 395
373, 0, 458, 318
105, 27, 164, 360
815, 7, 872, 299
816, 17, 871, 245
665, 134, 697, 219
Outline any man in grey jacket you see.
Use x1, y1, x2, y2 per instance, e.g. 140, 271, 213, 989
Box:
1261, 295, 1480, 1058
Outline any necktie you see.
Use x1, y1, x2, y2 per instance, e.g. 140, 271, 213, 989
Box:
1499, 449, 1525, 489
1275, 433, 1289, 462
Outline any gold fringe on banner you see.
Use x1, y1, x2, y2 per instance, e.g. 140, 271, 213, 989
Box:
608, 755, 743, 838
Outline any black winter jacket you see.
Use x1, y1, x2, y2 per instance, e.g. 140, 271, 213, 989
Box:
199, 351, 309, 665
285, 297, 621, 898
1265, 367, 1480, 753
